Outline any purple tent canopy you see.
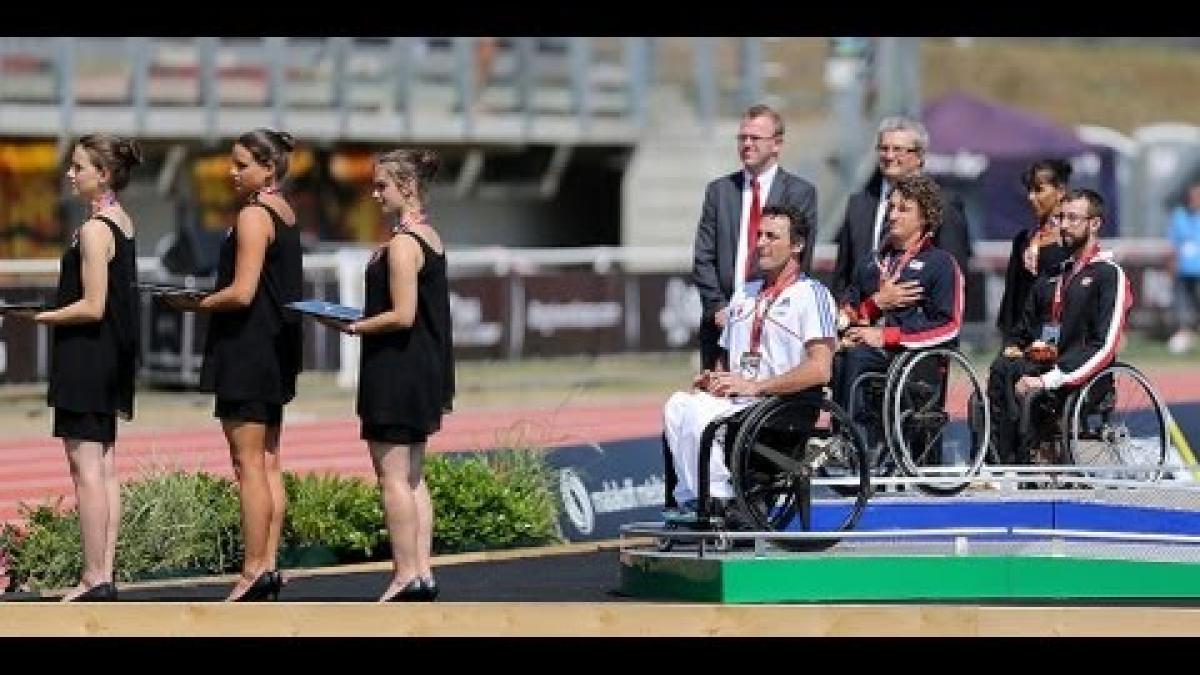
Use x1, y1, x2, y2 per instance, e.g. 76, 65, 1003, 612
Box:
923, 91, 1092, 158
920, 91, 1118, 240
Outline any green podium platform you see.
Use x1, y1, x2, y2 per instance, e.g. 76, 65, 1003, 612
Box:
623, 479, 1200, 603
619, 540, 1200, 605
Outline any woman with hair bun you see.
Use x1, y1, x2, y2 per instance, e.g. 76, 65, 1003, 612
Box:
318, 148, 454, 602
995, 158, 1073, 340
32, 133, 143, 602
168, 128, 303, 602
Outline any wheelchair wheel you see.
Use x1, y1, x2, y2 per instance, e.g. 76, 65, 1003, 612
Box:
883, 347, 990, 495
729, 396, 870, 551
843, 371, 891, 496
1061, 363, 1167, 482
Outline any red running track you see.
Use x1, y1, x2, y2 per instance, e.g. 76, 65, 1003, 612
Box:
2, 367, 1199, 524
0, 400, 665, 523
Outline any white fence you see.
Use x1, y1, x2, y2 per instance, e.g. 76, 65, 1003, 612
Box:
0, 240, 1177, 387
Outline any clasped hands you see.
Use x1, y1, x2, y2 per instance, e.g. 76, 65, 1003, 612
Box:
1015, 374, 1045, 398
692, 369, 759, 398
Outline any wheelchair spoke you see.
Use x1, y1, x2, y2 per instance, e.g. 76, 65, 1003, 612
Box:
886, 348, 990, 495
797, 477, 811, 531
730, 397, 870, 545
749, 442, 806, 475
1066, 364, 1167, 480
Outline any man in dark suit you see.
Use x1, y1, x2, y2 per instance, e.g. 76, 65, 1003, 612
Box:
692, 103, 818, 369
831, 116, 972, 311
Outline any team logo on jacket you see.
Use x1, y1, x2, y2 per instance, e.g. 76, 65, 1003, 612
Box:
909, 260, 924, 270
1082, 277, 1093, 286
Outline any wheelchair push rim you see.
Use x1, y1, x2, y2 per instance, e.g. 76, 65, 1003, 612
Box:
884, 347, 991, 495
1062, 362, 1168, 482
729, 396, 870, 549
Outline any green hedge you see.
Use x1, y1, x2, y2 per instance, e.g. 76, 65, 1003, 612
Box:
426, 450, 560, 553
282, 472, 387, 563
0, 449, 562, 591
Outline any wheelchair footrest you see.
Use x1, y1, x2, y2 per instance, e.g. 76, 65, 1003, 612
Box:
663, 511, 725, 528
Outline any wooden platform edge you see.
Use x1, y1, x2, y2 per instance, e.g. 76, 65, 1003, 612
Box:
1, 602, 1200, 637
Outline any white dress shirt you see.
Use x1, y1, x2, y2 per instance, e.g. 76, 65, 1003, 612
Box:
733, 163, 779, 296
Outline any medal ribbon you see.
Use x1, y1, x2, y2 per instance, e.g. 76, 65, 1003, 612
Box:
1052, 244, 1100, 323
875, 232, 930, 285
748, 262, 800, 354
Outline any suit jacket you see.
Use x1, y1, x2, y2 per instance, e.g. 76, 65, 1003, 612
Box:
831, 172, 973, 304
691, 167, 818, 320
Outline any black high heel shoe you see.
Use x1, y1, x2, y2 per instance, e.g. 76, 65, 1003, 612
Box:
419, 576, 439, 602
69, 581, 117, 602
231, 572, 277, 602
267, 570, 284, 598
381, 577, 426, 602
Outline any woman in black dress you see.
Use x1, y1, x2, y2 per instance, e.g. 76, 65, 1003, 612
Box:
995, 158, 1073, 341
169, 129, 303, 601
33, 134, 142, 602
323, 149, 454, 602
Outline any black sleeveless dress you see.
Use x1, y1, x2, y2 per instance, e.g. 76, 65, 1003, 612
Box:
199, 199, 303, 420
357, 231, 455, 443
996, 226, 1071, 339
48, 215, 139, 442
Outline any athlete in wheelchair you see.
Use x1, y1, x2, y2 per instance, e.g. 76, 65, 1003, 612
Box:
987, 189, 1166, 480
660, 205, 870, 548
833, 174, 991, 495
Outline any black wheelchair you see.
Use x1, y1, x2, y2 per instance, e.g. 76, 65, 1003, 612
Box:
659, 391, 871, 552
844, 346, 991, 496
1018, 361, 1169, 481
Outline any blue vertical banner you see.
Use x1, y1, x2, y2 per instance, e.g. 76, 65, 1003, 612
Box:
543, 438, 666, 541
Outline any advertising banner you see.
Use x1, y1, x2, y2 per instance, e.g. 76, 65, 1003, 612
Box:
520, 272, 625, 357
636, 273, 702, 353
448, 277, 509, 360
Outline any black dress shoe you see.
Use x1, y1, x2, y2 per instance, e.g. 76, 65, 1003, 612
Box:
70, 582, 117, 602
382, 578, 426, 602
231, 572, 278, 602
419, 577, 439, 602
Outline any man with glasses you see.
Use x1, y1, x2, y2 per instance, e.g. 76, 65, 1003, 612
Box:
986, 189, 1132, 465
830, 116, 972, 310
692, 104, 818, 371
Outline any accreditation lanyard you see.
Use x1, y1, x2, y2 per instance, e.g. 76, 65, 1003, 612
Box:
747, 263, 800, 355
875, 233, 930, 286
1051, 244, 1100, 323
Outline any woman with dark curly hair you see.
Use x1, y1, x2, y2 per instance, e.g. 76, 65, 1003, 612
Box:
834, 173, 964, 426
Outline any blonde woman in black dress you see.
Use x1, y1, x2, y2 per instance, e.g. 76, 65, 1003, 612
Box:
32, 134, 142, 602
168, 129, 303, 601
321, 149, 454, 602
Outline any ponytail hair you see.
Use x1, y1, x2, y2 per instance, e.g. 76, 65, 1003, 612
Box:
1021, 158, 1072, 190
236, 127, 297, 180
77, 133, 144, 191
376, 148, 441, 201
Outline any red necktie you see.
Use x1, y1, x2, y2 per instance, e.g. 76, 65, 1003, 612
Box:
744, 177, 762, 281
